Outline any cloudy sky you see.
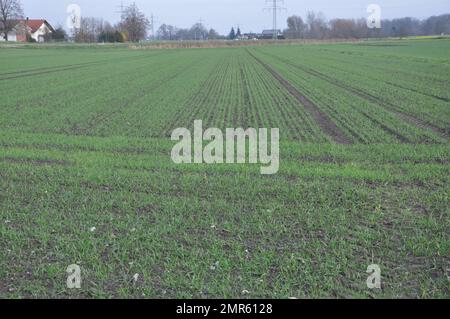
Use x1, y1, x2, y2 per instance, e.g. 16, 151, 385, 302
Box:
21, 0, 450, 34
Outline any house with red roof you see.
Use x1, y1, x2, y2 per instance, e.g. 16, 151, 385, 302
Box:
0, 19, 54, 42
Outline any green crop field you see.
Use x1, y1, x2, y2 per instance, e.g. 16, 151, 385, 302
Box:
0, 39, 449, 299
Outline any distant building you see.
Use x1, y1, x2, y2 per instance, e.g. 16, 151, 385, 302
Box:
0, 19, 54, 42
259, 29, 285, 40
240, 33, 259, 40
0, 21, 23, 41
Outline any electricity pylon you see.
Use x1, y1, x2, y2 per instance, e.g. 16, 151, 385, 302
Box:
150, 13, 160, 41
115, 1, 126, 21
263, 0, 286, 40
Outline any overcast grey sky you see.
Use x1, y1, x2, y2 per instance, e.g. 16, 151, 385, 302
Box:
21, 0, 450, 34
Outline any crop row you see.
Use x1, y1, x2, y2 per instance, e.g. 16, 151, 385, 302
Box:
250, 48, 447, 143
162, 49, 329, 142
257, 45, 449, 133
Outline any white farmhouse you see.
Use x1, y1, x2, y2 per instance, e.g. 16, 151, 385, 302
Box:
0, 19, 54, 42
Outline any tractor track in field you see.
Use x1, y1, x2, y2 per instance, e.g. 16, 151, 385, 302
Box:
360, 112, 410, 143
246, 49, 352, 144
248, 56, 312, 141
0, 61, 104, 77
262, 52, 449, 138
383, 80, 450, 103
326, 56, 450, 102
249, 63, 300, 140
0, 64, 97, 81
0, 52, 175, 81
318, 51, 450, 95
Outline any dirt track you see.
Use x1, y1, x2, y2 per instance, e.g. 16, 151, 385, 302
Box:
246, 49, 352, 144
263, 52, 449, 138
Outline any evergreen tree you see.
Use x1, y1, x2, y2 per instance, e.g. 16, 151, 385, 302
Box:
228, 27, 236, 40
236, 27, 242, 38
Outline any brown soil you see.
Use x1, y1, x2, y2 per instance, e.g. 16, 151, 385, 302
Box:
266, 53, 448, 138
246, 49, 352, 144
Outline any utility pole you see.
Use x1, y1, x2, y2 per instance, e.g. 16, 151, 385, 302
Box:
264, 0, 286, 40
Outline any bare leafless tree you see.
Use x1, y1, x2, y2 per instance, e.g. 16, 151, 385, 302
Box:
306, 11, 328, 39
74, 17, 114, 43
0, 0, 23, 41
119, 3, 149, 42
285, 15, 307, 39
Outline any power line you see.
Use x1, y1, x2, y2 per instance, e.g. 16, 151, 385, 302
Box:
115, 1, 126, 20
263, 0, 287, 39
150, 13, 160, 40
151, 14, 154, 40
195, 18, 205, 40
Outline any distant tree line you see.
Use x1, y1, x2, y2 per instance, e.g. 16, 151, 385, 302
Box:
74, 18, 126, 43
73, 3, 148, 43
5, 0, 447, 43
284, 12, 450, 39
157, 23, 221, 41
72, 3, 222, 43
